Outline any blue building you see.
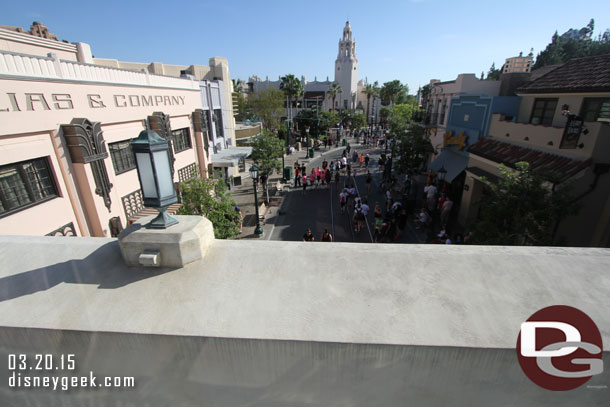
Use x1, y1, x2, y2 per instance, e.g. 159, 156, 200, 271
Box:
429, 94, 521, 184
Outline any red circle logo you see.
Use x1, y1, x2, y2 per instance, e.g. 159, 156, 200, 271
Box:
516, 305, 603, 391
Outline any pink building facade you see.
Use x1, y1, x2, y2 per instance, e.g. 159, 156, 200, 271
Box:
0, 27, 240, 237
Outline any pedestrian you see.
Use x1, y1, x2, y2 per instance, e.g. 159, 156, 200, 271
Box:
325, 168, 331, 186
415, 207, 429, 229
330, 161, 335, 172
310, 169, 316, 188
365, 171, 372, 196
324, 138, 328, 149
364, 154, 370, 169
359, 153, 364, 168
322, 159, 328, 170
302, 174, 308, 194
352, 150, 358, 164
339, 188, 348, 214
396, 208, 407, 238
424, 182, 438, 213
321, 229, 333, 242
346, 164, 351, 178
294, 167, 301, 187
373, 203, 383, 242
353, 202, 365, 233
301, 164, 306, 177
441, 197, 454, 225
334, 170, 340, 185
316, 167, 322, 186
361, 199, 370, 216
302, 228, 315, 242
385, 187, 393, 212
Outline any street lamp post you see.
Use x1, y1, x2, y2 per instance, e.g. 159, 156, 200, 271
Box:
130, 130, 179, 229
437, 165, 447, 188
305, 127, 310, 158
282, 119, 290, 181
249, 164, 264, 236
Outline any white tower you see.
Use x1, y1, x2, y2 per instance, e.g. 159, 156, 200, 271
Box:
334, 21, 358, 110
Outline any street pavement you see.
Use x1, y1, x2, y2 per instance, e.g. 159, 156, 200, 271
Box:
268, 138, 428, 243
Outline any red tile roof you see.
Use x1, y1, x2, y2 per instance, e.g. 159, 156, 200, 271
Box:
467, 138, 591, 183
517, 54, 610, 94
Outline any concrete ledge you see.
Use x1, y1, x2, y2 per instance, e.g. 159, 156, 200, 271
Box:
118, 215, 214, 268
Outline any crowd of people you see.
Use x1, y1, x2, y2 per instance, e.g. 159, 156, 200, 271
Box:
285, 129, 467, 245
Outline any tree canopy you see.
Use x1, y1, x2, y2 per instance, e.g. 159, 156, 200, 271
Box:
470, 162, 579, 245
485, 62, 501, 80
533, 18, 610, 69
250, 129, 285, 178
327, 82, 342, 111
380, 80, 408, 106
393, 124, 430, 176
247, 89, 285, 130
177, 175, 240, 239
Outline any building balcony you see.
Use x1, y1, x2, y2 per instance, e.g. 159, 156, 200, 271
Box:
489, 113, 609, 160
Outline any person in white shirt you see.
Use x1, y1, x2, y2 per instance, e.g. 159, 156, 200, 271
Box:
361, 201, 370, 216
424, 183, 437, 212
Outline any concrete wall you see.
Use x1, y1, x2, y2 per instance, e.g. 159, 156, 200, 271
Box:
1, 327, 608, 406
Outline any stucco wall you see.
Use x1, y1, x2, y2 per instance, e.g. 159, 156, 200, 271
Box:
1, 326, 608, 406
0, 132, 78, 235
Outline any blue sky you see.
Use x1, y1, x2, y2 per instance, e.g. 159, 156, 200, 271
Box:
3, 0, 609, 92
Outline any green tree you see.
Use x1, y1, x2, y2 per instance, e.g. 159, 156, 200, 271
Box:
533, 19, 610, 69
379, 106, 391, 125
362, 81, 380, 123
232, 79, 244, 93
351, 112, 367, 129
471, 162, 579, 245
486, 62, 501, 80
327, 82, 342, 112
250, 129, 285, 202
177, 175, 240, 239
393, 124, 430, 176
319, 111, 340, 134
280, 74, 304, 120
380, 80, 407, 106
248, 89, 285, 130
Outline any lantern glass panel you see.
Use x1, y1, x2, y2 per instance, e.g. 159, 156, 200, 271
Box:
153, 150, 174, 199
135, 152, 158, 198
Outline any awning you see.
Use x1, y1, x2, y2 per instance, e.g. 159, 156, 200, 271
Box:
429, 149, 468, 182
210, 147, 252, 167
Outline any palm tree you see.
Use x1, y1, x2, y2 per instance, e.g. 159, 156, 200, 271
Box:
279, 74, 304, 121
232, 79, 244, 94
363, 81, 380, 124
380, 80, 405, 107
327, 82, 342, 113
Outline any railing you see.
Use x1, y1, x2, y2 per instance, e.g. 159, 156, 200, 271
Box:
0, 50, 199, 90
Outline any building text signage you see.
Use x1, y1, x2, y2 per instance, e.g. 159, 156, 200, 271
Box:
0, 93, 187, 112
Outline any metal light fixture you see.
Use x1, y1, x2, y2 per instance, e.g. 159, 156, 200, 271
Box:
249, 164, 264, 236
131, 130, 179, 229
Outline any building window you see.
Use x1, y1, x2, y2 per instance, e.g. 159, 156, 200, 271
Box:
580, 98, 610, 122
171, 128, 192, 154
109, 140, 136, 175
530, 98, 558, 125
213, 110, 224, 139
0, 157, 58, 217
